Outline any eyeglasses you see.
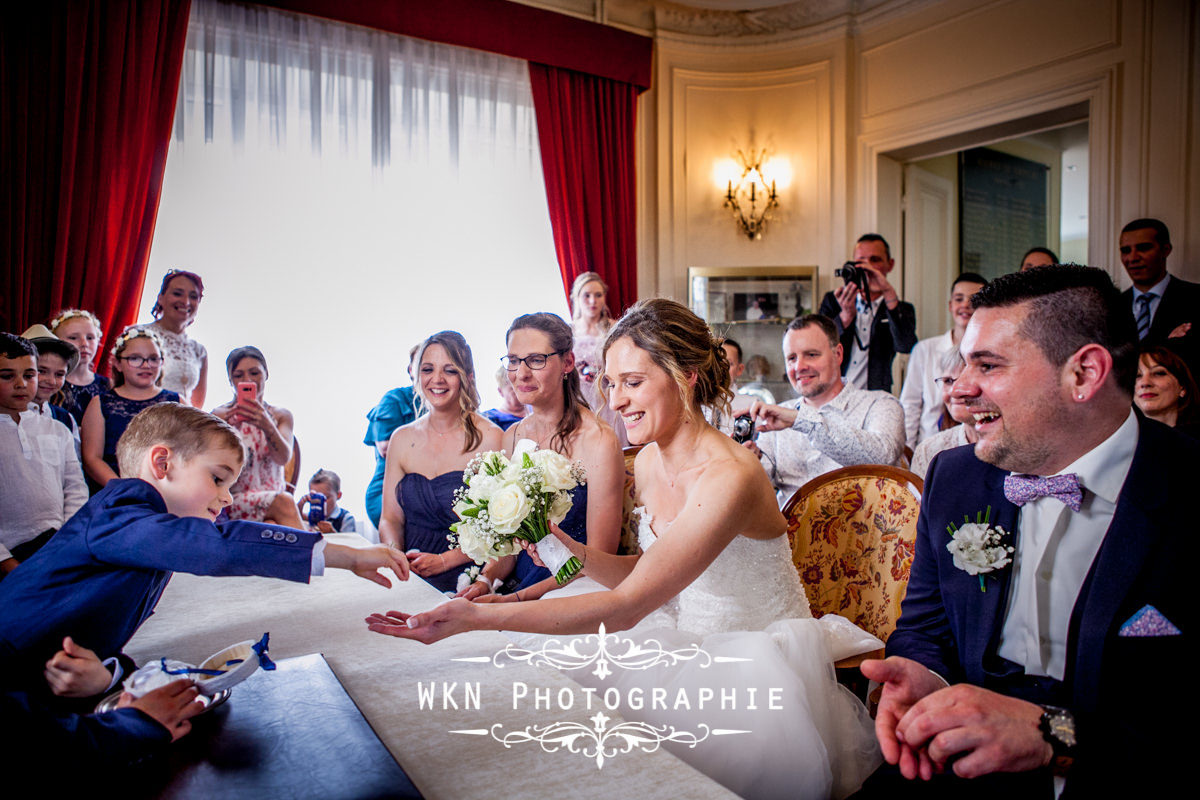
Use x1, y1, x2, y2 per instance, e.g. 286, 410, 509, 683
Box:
501, 350, 567, 371
117, 355, 162, 367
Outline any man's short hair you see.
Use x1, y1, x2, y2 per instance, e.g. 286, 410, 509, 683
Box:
1121, 218, 1171, 247
0, 333, 37, 361
952, 272, 988, 292
310, 468, 341, 493
785, 314, 840, 350
116, 403, 245, 478
721, 337, 743, 363
856, 233, 891, 260
971, 265, 1137, 394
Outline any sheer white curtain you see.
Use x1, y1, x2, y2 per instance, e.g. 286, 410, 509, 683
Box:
144, 0, 566, 526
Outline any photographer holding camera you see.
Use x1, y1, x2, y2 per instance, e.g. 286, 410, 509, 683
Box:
819, 233, 917, 392
741, 314, 905, 507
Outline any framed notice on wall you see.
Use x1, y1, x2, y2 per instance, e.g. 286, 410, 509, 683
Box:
959, 147, 1048, 280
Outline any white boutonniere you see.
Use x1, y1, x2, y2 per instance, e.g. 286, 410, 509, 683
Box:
946, 506, 1014, 592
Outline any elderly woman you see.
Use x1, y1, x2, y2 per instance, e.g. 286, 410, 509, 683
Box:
211, 346, 304, 527
909, 347, 978, 481
1135, 344, 1199, 438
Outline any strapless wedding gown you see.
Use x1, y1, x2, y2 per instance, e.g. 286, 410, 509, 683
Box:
513, 508, 882, 799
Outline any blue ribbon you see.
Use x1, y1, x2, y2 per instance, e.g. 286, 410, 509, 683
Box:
252, 632, 276, 671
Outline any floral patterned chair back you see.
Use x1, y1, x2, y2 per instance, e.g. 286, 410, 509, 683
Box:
782, 465, 923, 643
619, 445, 645, 555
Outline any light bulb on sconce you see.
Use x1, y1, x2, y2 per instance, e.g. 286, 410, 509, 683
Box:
716, 149, 787, 241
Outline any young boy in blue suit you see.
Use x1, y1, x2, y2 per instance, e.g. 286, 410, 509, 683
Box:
0, 402, 409, 697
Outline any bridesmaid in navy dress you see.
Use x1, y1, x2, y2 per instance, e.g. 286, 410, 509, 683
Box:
376, 331, 503, 594
80, 327, 179, 491
461, 313, 623, 602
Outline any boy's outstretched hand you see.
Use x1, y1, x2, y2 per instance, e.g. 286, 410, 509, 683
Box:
118, 679, 206, 742
324, 543, 410, 587
44, 636, 114, 698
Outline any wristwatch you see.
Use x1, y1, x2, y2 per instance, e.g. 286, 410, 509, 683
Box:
1039, 705, 1077, 775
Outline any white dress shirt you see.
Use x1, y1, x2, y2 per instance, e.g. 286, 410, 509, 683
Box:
844, 295, 884, 389
757, 384, 905, 507
997, 410, 1138, 680
0, 409, 88, 560
899, 329, 954, 448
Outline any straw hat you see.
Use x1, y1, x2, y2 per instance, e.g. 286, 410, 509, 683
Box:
20, 324, 81, 374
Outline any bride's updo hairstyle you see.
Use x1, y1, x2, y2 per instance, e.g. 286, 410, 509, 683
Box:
416, 330, 484, 453
506, 313, 589, 454
603, 298, 733, 423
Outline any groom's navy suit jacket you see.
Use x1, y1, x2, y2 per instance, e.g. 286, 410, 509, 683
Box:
887, 416, 1189, 795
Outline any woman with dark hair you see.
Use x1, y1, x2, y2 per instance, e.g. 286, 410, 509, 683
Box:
211, 346, 304, 527
368, 299, 881, 800
377, 332, 503, 593
148, 269, 208, 408
1019, 246, 1059, 271
460, 313, 623, 602
1135, 344, 1199, 436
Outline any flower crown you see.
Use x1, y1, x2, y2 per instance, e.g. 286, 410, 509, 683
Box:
49, 308, 103, 336
111, 325, 165, 359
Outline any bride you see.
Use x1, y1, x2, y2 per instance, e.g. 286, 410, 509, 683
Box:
367, 299, 881, 799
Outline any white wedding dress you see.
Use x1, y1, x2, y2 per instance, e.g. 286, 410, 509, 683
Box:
513, 508, 883, 799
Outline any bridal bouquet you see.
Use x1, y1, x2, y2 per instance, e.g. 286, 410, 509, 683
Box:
449, 440, 587, 584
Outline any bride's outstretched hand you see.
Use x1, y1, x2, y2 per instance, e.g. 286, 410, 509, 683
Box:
365, 599, 475, 644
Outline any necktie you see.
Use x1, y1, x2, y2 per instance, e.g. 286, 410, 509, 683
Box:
1003, 473, 1084, 513
1136, 293, 1156, 340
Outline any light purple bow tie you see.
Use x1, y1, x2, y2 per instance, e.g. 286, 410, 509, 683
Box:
1003, 473, 1083, 512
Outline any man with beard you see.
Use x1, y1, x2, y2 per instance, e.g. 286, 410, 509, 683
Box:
856, 265, 1188, 798
745, 314, 905, 506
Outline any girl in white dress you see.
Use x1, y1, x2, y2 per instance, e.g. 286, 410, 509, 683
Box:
570, 271, 627, 446
367, 299, 881, 798
148, 269, 208, 408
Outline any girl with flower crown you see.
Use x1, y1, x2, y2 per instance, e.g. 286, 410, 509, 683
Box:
377, 331, 504, 593
49, 309, 109, 425
458, 312, 623, 603
80, 327, 179, 490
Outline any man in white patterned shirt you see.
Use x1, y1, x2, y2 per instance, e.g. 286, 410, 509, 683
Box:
745, 314, 905, 507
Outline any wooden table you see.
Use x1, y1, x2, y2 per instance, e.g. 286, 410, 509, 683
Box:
125, 535, 736, 800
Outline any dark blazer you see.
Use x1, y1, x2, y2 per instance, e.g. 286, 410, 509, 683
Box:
0, 479, 319, 690
1123, 273, 1200, 376
818, 291, 917, 392
887, 418, 1189, 795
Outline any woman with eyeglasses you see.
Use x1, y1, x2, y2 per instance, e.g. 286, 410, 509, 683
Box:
909, 347, 978, 481
211, 346, 305, 528
81, 327, 179, 490
147, 269, 209, 408
458, 313, 623, 603
377, 332, 503, 593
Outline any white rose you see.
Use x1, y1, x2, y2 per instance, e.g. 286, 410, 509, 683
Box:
532, 449, 577, 492
454, 521, 488, 563
452, 498, 473, 521
486, 483, 532, 534
511, 439, 538, 461
548, 490, 573, 525
467, 473, 502, 502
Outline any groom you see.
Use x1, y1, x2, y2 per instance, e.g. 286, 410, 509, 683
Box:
858, 265, 1188, 798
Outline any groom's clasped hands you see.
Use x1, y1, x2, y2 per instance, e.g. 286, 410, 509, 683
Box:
862, 657, 1053, 780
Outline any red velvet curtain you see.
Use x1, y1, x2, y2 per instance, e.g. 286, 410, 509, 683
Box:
529, 63, 639, 318
0, 0, 191, 368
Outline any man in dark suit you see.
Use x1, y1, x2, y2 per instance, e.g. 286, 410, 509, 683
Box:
858, 266, 1187, 797
1119, 217, 1200, 370
818, 233, 917, 393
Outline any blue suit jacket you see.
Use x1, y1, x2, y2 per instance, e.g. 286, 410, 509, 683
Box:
887, 417, 1189, 794
0, 479, 320, 690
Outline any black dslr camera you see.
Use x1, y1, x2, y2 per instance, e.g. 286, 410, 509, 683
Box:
833, 260, 871, 300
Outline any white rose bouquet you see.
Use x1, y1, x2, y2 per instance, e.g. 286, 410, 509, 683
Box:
945, 506, 1014, 592
449, 439, 587, 584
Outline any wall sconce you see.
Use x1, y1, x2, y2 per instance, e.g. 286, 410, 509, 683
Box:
716, 149, 782, 241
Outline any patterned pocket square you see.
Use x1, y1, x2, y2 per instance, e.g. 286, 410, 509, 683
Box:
1118, 605, 1181, 637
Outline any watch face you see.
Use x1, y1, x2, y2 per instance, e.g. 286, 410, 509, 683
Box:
1041, 707, 1077, 751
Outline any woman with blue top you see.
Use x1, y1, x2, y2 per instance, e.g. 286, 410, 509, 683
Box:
377, 332, 502, 593
461, 313, 623, 602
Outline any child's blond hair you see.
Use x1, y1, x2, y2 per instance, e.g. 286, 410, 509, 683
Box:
116, 403, 245, 478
